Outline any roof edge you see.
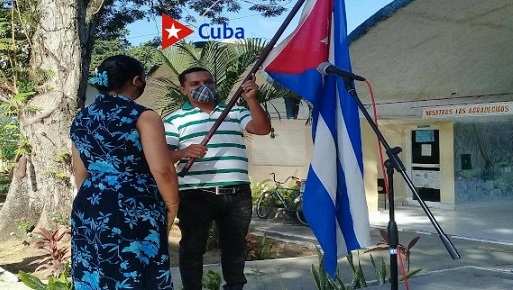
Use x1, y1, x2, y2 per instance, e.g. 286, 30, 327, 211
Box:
348, 0, 416, 44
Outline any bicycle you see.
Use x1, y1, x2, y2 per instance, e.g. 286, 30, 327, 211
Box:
255, 173, 308, 226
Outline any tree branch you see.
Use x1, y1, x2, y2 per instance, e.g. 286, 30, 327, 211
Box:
22, 91, 63, 126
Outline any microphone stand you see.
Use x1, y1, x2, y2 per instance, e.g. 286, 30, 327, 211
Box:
338, 76, 460, 290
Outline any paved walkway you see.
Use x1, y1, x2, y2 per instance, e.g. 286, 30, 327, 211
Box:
2, 204, 513, 289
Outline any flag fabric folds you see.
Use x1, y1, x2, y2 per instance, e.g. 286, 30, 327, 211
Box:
263, 0, 371, 276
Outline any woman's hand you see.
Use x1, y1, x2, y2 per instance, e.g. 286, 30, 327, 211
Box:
166, 202, 179, 234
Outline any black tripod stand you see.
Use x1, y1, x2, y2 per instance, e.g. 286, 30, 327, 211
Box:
338, 75, 461, 290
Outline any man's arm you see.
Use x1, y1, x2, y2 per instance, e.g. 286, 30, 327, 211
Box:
169, 144, 207, 164
241, 75, 271, 135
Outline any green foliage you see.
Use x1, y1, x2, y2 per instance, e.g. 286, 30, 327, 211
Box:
127, 41, 164, 72
52, 150, 71, 164
266, 174, 302, 207
311, 248, 349, 290
0, 1, 52, 100
19, 263, 72, 290
246, 234, 276, 261
18, 271, 47, 290
179, 0, 285, 24
346, 252, 367, 288
0, 91, 36, 111
0, 3, 33, 95
0, 113, 19, 163
43, 170, 71, 182
90, 37, 130, 72
16, 217, 35, 233
96, 1, 286, 41
369, 254, 388, 284
277, 180, 301, 206
202, 269, 222, 290
52, 213, 71, 227
250, 177, 272, 202
90, 37, 163, 79
311, 229, 423, 290
0, 172, 10, 195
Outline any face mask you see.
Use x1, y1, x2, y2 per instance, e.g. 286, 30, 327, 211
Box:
191, 84, 217, 103
137, 81, 146, 97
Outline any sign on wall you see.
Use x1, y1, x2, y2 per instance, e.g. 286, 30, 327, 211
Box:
423, 102, 513, 118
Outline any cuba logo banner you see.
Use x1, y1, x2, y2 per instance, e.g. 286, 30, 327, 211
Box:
162, 13, 245, 49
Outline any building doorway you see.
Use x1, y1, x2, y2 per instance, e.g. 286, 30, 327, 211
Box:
411, 129, 441, 202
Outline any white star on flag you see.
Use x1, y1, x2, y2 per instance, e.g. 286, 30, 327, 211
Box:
165, 24, 181, 39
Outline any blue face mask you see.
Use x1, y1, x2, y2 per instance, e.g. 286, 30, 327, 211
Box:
191, 84, 217, 103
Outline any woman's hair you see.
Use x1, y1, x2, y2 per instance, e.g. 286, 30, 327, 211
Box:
89, 55, 144, 93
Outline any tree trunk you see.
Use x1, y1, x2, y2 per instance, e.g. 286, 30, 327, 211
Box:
0, 0, 97, 237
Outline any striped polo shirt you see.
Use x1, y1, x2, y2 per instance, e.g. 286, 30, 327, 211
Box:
163, 101, 252, 189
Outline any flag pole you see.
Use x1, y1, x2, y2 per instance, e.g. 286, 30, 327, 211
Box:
178, 0, 307, 177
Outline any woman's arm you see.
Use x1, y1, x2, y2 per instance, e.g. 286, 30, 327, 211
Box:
137, 110, 180, 230
71, 144, 88, 189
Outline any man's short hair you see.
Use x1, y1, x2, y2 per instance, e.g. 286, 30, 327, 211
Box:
178, 67, 212, 85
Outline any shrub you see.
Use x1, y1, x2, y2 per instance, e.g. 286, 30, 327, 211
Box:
250, 177, 272, 203
202, 269, 222, 290
311, 229, 423, 289
19, 263, 72, 290
16, 217, 35, 234
30, 227, 71, 277
0, 172, 11, 195
246, 233, 276, 260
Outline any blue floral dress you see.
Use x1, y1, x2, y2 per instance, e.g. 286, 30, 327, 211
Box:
69, 94, 174, 290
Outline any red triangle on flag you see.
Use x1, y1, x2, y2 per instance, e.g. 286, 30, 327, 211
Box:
161, 14, 194, 50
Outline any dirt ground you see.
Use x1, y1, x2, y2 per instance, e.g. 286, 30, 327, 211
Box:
0, 226, 315, 280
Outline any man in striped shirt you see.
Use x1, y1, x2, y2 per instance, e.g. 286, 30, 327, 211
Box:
163, 67, 271, 290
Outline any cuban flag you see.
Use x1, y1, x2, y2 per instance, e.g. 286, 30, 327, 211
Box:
263, 0, 371, 276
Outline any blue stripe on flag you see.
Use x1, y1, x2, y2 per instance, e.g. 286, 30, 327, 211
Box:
265, 70, 322, 102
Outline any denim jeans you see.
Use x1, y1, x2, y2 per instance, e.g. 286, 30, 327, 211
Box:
177, 184, 253, 290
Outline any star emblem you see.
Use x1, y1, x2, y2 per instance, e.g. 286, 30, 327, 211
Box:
165, 24, 182, 39
161, 14, 194, 50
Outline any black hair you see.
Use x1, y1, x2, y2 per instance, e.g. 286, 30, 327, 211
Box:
178, 67, 212, 86
90, 55, 145, 93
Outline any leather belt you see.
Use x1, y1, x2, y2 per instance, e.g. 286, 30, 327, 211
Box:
199, 186, 241, 195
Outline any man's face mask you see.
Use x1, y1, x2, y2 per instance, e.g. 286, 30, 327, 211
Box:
191, 83, 217, 103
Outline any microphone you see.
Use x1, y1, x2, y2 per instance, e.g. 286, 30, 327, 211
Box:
317, 61, 366, 81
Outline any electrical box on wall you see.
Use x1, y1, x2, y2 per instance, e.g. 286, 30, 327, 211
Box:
461, 154, 472, 170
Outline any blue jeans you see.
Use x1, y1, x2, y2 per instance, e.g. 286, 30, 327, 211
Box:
177, 185, 253, 290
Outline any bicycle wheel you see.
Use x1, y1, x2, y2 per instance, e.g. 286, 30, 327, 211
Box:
295, 200, 308, 226
256, 191, 276, 219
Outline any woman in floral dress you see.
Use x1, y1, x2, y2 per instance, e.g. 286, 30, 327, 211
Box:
70, 55, 179, 289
